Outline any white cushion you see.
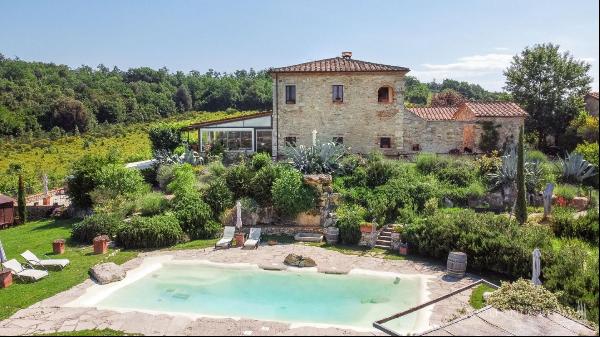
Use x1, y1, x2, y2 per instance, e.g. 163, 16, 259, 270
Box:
18, 269, 48, 281
39, 259, 70, 268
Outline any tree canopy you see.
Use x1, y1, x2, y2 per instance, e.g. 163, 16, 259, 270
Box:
504, 43, 592, 149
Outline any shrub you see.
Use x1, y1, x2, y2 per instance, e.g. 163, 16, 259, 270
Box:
437, 161, 477, 187
96, 164, 148, 196
249, 164, 286, 206
137, 192, 169, 216
250, 152, 272, 171
478, 121, 500, 153
552, 207, 599, 243
544, 239, 599, 323
487, 279, 561, 315
554, 184, 579, 200
575, 142, 599, 168
203, 177, 234, 217
526, 149, 549, 164
166, 164, 197, 194
403, 208, 554, 277
272, 169, 315, 217
476, 151, 501, 178
207, 160, 227, 177
72, 213, 121, 244
336, 204, 366, 245
156, 164, 176, 190
365, 156, 396, 187
116, 213, 183, 249
66, 154, 116, 208
171, 190, 214, 240
148, 124, 181, 152
224, 163, 254, 198
415, 153, 449, 175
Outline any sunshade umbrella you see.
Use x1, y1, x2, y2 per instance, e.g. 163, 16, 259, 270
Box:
235, 200, 242, 230
532, 248, 542, 286
0, 239, 7, 264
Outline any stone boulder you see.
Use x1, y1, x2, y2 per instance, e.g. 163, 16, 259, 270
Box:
284, 254, 317, 268
486, 192, 504, 210
89, 262, 126, 285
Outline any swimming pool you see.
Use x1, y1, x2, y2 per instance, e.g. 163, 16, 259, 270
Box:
69, 257, 431, 333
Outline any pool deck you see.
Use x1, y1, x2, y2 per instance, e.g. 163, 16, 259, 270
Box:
0, 244, 479, 336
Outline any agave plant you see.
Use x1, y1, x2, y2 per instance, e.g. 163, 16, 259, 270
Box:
488, 146, 518, 189
154, 144, 203, 166
558, 152, 597, 183
284, 141, 348, 174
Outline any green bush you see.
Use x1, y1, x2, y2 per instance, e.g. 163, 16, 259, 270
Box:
552, 207, 599, 244
336, 204, 366, 244
436, 161, 477, 187
554, 184, 579, 200
544, 239, 599, 324
250, 152, 272, 171
166, 164, 197, 194
272, 169, 315, 217
365, 156, 396, 187
225, 163, 254, 198
137, 192, 169, 216
249, 164, 286, 206
526, 149, 549, 164
415, 153, 449, 175
116, 213, 183, 249
66, 154, 116, 208
403, 208, 554, 277
96, 164, 148, 196
148, 124, 181, 152
207, 161, 227, 177
203, 177, 234, 217
171, 189, 214, 240
487, 279, 562, 315
72, 213, 121, 244
156, 164, 176, 190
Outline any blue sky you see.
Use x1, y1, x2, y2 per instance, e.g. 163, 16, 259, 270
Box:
1, 0, 598, 91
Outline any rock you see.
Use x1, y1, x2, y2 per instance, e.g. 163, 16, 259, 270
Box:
303, 174, 332, 186
89, 263, 126, 285
442, 197, 454, 208
330, 193, 342, 206
571, 197, 589, 211
295, 211, 321, 226
486, 192, 504, 210
483, 291, 494, 302
284, 254, 317, 268
323, 185, 334, 193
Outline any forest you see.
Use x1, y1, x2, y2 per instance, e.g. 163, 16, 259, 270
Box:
0, 53, 507, 138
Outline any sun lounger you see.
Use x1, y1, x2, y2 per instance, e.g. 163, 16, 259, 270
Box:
215, 226, 236, 249
21, 250, 70, 270
243, 228, 261, 250
2, 259, 48, 282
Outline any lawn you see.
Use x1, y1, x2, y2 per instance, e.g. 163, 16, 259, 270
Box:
0, 219, 138, 321
469, 283, 496, 309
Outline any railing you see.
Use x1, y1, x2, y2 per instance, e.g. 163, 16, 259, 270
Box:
372, 279, 499, 336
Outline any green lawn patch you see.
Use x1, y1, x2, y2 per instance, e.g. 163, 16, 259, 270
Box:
0, 219, 138, 321
470, 284, 496, 309
170, 238, 218, 250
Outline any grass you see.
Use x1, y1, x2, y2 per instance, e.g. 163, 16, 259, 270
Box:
170, 238, 218, 250
35, 329, 140, 336
469, 284, 496, 309
0, 219, 139, 321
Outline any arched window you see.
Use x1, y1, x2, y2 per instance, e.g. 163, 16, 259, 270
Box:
378, 86, 393, 103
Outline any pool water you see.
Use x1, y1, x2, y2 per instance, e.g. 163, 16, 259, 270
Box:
95, 262, 426, 332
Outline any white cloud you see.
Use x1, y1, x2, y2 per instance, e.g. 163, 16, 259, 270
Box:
494, 47, 510, 51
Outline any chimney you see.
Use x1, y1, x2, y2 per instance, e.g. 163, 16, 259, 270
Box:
341, 51, 352, 59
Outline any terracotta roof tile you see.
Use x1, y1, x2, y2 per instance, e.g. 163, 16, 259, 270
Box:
464, 101, 528, 118
270, 56, 409, 73
408, 102, 527, 121
407, 107, 458, 121
587, 92, 599, 100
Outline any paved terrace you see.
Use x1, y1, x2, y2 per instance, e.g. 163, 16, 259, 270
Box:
0, 244, 479, 336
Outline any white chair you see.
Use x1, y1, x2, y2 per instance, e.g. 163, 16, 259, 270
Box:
21, 250, 70, 270
243, 228, 261, 250
2, 259, 48, 282
215, 226, 236, 249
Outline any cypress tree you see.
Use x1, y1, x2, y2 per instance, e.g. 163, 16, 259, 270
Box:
515, 126, 527, 224
17, 174, 27, 224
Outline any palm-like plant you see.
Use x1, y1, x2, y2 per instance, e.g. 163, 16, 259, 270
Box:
558, 152, 597, 183
284, 141, 348, 174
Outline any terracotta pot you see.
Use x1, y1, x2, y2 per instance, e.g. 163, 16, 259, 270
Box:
234, 233, 245, 247
360, 223, 375, 233
399, 244, 409, 256
0, 270, 13, 288
93, 235, 109, 255
53, 239, 66, 255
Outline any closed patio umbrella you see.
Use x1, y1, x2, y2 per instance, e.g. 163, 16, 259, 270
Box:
235, 201, 242, 230
532, 248, 542, 286
0, 239, 7, 264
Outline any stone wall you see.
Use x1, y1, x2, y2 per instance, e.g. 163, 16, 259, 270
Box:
272, 72, 407, 156
403, 111, 525, 154
585, 95, 599, 117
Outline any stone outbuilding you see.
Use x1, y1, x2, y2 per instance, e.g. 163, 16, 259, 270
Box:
585, 91, 599, 117
269, 52, 527, 157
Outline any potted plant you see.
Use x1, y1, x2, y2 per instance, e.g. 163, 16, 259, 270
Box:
53, 239, 66, 255
93, 235, 109, 255
360, 222, 375, 233
0, 266, 12, 288
394, 226, 409, 255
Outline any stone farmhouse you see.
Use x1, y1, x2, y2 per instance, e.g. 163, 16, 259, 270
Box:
585, 91, 599, 117
183, 52, 527, 157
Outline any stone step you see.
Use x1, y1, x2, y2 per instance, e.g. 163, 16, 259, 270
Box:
376, 241, 391, 246
374, 244, 392, 249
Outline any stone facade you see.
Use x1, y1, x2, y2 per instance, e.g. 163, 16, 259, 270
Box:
272, 72, 407, 156
403, 111, 524, 153
585, 93, 599, 117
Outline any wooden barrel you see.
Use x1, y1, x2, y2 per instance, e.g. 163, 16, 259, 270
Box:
325, 227, 339, 244
447, 252, 467, 278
